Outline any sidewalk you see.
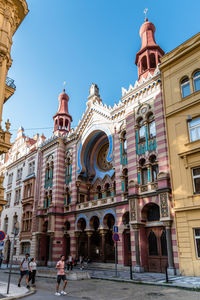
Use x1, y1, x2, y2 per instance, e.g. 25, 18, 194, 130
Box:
0, 282, 33, 299
1, 263, 200, 292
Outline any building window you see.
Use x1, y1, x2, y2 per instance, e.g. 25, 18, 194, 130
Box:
6, 193, 11, 206
28, 161, 35, 175
149, 121, 156, 138
16, 168, 22, 181
45, 162, 53, 188
152, 164, 159, 182
24, 184, 32, 198
181, 77, 191, 98
22, 211, 32, 232
105, 183, 111, 197
20, 242, 30, 255
12, 215, 18, 232
80, 194, 85, 203
8, 173, 13, 185
4, 216, 8, 233
141, 168, 148, 185
15, 188, 21, 204
192, 167, 200, 194
97, 186, 102, 199
193, 71, 200, 92
194, 228, 200, 258
189, 117, 200, 142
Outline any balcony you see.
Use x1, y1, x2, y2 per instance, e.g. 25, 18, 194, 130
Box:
4, 77, 16, 103
76, 196, 117, 210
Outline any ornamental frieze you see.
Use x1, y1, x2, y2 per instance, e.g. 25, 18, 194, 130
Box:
160, 192, 169, 218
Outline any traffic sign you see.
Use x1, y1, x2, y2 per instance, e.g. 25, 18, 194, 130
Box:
0, 231, 5, 241
113, 233, 119, 242
113, 226, 118, 233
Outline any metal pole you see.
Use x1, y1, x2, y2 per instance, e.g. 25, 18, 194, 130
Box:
7, 227, 16, 294
115, 242, 118, 277
130, 263, 133, 280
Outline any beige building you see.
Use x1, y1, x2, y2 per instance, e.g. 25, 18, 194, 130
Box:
160, 33, 200, 276
0, 0, 28, 210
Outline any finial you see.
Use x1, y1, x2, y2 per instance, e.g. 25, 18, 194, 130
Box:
63, 80, 66, 93
144, 8, 148, 21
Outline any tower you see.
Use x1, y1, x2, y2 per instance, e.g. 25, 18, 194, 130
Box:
53, 89, 72, 136
135, 17, 164, 81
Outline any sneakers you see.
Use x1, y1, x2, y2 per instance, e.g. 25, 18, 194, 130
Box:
18, 283, 20, 287
26, 285, 30, 289
55, 292, 61, 296
61, 291, 67, 295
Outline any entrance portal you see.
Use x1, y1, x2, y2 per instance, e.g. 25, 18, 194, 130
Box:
147, 227, 168, 272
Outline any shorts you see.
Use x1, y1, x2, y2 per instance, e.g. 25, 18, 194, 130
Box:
20, 270, 29, 277
57, 275, 67, 284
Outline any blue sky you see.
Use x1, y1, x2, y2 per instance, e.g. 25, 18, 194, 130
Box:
4, 0, 200, 140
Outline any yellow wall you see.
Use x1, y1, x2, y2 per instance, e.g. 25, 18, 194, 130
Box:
160, 33, 200, 276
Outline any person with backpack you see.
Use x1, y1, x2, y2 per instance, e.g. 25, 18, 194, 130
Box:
18, 253, 31, 289
55, 255, 68, 296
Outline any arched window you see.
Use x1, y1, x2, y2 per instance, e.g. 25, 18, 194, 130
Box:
193, 71, 200, 92
97, 186, 102, 199
65, 119, 68, 129
59, 118, 63, 129
148, 230, 158, 255
160, 230, 168, 256
123, 168, 128, 192
105, 183, 111, 197
150, 53, 156, 68
181, 77, 191, 98
141, 56, 147, 72
147, 204, 160, 221
147, 113, 156, 138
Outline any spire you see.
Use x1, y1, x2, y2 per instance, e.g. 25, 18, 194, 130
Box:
135, 16, 164, 81
53, 88, 72, 136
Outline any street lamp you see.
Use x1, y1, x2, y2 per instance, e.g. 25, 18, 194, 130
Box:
7, 222, 19, 294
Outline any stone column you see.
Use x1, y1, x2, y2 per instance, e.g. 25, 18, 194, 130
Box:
87, 184, 91, 202
163, 221, 175, 275
100, 229, 107, 262
86, 230, 93, 258
75, 231, 80, 258
131, 224, 144, 273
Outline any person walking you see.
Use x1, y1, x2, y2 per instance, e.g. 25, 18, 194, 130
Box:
67, 253, 73, 271
55, 255, 68, 296
18, 253, 30, 288
29, 258, 37, 287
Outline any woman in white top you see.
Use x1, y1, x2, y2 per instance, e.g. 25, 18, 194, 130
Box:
29, 258, 37, 286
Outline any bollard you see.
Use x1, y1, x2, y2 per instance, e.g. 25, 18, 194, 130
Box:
165, 266, 168, 283
130, 263, 133, 280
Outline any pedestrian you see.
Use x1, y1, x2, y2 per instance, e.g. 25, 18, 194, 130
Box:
29, 258, 37, 287
55, 255, 68, 296
79, 255, 84, 270
67, 253, 73, 271
18, 253, 30, 289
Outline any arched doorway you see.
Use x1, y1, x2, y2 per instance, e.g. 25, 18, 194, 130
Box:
122, 212, 131, 266
142, 203, 168, 272
77, 218, 88, 258
103, 213, 115, 262
90, 216, 101, 261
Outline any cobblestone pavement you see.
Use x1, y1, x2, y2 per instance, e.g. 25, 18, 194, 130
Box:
0, 273, 197, 300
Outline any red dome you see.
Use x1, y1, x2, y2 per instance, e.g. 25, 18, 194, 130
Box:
139, 19, 155, 37
59, 89, 69, 102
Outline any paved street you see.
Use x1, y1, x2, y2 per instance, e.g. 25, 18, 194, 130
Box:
0, 271, 199, 300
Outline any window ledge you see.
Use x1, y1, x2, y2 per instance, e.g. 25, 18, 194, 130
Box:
185, 139, 200, 147
179, 146, 200, 158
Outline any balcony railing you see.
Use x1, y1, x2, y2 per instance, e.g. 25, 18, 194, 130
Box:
6, 77, 16, 90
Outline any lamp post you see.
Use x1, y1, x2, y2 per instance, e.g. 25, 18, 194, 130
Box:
7, 222, 19, 294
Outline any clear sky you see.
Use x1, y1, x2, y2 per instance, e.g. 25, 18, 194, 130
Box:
3, 0, 200, 141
